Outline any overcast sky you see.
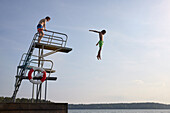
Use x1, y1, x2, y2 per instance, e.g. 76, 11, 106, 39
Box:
1, 0, 170, 104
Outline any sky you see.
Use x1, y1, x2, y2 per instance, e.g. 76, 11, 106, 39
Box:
1, 0, 170, 104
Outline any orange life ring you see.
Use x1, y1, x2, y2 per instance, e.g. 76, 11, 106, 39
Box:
28, 67, 46, 84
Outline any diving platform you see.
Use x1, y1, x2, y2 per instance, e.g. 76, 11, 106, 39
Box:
12, 29, 72, 103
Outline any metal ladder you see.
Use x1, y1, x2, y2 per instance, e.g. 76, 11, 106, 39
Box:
12, 34, 37, 102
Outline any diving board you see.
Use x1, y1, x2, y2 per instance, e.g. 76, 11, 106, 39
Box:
34, 42, 72, 53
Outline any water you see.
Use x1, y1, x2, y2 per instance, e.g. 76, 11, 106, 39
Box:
69, 109, 170, 113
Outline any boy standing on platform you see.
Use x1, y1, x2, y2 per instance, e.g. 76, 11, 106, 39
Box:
37, 16, 51, 43
89, 29, 106, 60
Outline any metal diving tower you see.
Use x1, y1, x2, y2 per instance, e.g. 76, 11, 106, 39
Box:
12, 30, 72, 102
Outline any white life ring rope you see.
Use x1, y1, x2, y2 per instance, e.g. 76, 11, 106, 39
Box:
28, 67, 46, 84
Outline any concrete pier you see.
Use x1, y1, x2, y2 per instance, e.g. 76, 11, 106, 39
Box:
0, 103, 67, 113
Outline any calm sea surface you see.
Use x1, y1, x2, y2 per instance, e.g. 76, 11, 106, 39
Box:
69, 109, 170, 113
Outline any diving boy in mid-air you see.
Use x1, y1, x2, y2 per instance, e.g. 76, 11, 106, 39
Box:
37, 16, 51, 43
89, 29, 106, 60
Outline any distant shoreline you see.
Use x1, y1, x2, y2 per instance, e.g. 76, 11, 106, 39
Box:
68, 103, 170, 109
1, 97, 170, 109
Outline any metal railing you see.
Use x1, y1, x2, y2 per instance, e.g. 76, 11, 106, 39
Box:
34, 30, 68, 47
17, 53, 54, 77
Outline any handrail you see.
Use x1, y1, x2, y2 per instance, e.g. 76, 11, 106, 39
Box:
18, 53, 44, 67
35, 29, 68, 47
45, 29, 68, 38
17, 57, 54, 77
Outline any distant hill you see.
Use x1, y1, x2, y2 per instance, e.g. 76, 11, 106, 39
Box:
1, 97, 170, 109
69, 103, 170, 109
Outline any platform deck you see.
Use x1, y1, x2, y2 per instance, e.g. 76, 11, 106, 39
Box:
34, 42, 72, 53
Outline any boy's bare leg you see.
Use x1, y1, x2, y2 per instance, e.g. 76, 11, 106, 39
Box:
97, 52, 101, 60
38, 31, 44, 43
97, 47, 102, 60
38, 36, 42, 43
97, 54, 100, 60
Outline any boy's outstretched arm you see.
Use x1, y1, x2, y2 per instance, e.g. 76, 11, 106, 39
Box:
89, 30, 100, 33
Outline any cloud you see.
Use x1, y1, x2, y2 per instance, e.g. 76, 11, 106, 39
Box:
133, 80, 144, 85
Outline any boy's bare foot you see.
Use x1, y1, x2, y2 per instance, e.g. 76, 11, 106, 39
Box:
97, 54, 101, 60
97, 56, 99, 60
